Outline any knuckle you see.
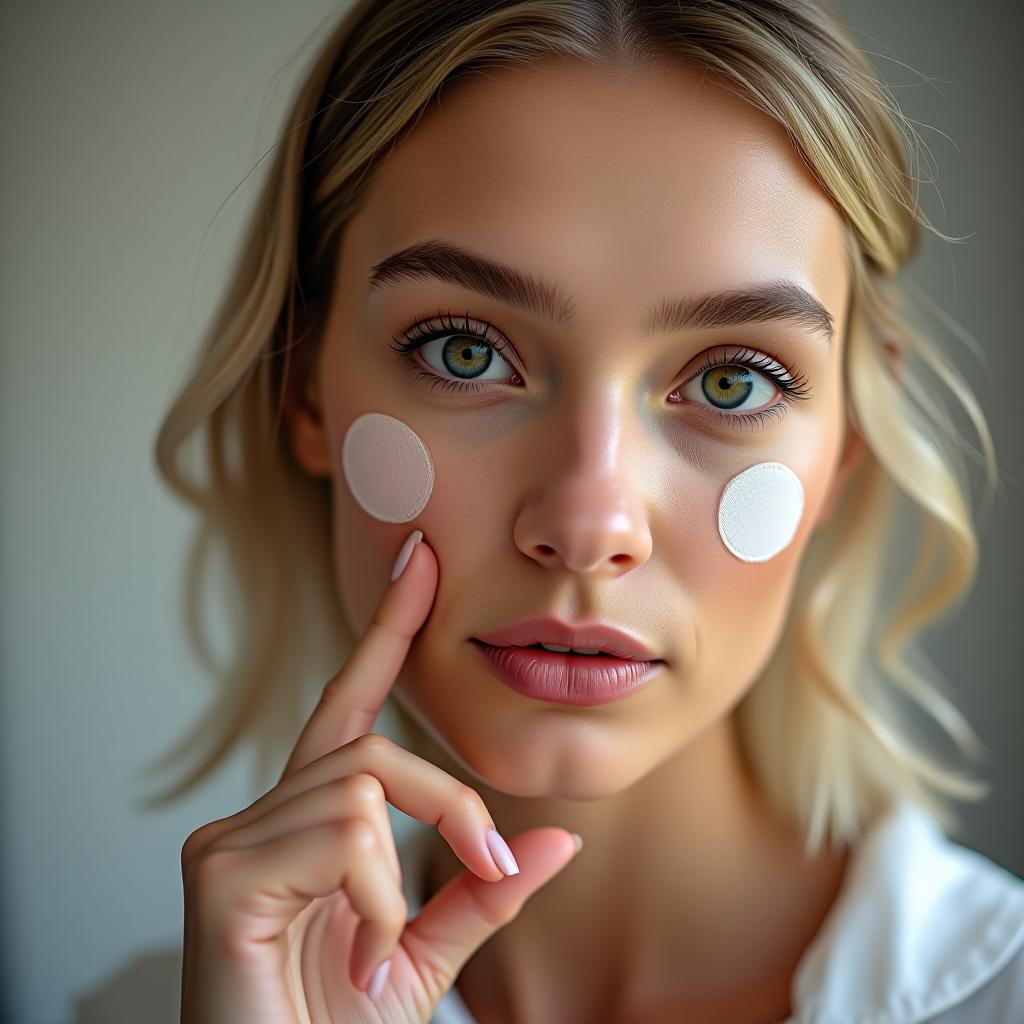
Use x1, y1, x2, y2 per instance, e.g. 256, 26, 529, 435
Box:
453, 782, 488, 819
180, 823, 216, 873
352, 731, 393, 761
185, 846, 240, 907
369, 886, 409, 934
190, 846, 236, 886
336, 816, 378, 855
180, 832, 200, 871
343, 772, 386, 806
317, 666, 348, 706
385, 894, 410, 932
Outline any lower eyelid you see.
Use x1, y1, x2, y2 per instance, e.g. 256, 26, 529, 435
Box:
705, 403, 789, 431
409, 365, 521, 396
670, 392, 788, 430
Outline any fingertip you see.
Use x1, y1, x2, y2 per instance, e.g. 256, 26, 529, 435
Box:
391, 530, 438, 593
366, 957, 391, 1002
378, 531, 437, 633
485, 827, 520, 877
389, 528, 423, 582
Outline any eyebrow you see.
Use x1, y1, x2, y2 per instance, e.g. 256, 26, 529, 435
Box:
368, 239, 835, 344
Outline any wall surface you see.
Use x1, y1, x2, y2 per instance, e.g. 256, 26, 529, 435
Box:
1, 1, 1020, 1021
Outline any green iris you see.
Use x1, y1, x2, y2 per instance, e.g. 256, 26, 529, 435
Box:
442, 338, 493, 378
702, 366, 754, 409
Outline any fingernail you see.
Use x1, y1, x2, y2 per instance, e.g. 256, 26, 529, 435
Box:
390, 528, 423, 582
367, 957, 391, 1002
571, 832, 584, 852
485, 826, 520, 876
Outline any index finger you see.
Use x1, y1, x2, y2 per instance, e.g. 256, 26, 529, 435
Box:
280, 529, 437, 780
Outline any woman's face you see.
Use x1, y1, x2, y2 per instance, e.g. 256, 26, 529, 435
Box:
289, 57, 855, 798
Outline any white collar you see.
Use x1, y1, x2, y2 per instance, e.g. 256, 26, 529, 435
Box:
399, 800, 1024, 1023
787, 799, 1024, 1022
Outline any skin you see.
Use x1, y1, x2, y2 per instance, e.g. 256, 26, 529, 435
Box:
284, 55, 865, 1024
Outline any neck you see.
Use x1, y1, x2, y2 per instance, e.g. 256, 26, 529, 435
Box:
417, 714, 851, 1023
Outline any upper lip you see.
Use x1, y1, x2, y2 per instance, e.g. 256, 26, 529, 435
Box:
472, 617, 663, 662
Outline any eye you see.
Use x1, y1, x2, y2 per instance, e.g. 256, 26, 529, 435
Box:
389, 318, 813, 430
668, 346, 812, 430
389, 311, 521, 393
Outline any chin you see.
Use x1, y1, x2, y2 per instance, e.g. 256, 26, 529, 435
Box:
393, 688, 659, 799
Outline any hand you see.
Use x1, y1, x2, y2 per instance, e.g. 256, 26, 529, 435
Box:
178, 530, 582, 1023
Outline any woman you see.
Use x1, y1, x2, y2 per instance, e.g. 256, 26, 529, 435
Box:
149, 1, 1022, 1021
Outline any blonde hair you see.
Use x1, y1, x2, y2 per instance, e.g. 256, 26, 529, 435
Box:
141, 0, 1000, 855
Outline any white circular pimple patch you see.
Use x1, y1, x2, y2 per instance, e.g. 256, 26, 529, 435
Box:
341, 412, 434, 523
717, 461, 804, 563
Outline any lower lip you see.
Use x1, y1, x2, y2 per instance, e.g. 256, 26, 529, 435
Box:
470, 640, 664, 707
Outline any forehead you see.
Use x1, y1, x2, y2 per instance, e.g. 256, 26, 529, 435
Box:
347, 56, 848, 330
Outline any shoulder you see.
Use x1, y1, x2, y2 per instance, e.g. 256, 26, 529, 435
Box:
791, 800, 1024, 1023
929, 943, 1024, 1022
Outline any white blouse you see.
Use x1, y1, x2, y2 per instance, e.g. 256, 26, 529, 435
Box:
397, 799, 1024, 1023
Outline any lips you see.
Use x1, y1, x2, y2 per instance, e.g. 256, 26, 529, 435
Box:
471, 617, 664, 663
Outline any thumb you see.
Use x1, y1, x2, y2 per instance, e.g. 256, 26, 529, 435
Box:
400, 828, 581, 997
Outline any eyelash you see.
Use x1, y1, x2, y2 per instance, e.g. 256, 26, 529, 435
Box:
388, 308, 813, 431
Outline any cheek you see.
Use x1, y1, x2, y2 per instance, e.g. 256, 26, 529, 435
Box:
655, 454, 809, 595
689, 456, 826, 696
333, 411, 435, 635
656, 458, 813, 691
717, 461, 804, 564
341, 412, 434, 523
333, 408, 507, 638
331, 408, 512, 643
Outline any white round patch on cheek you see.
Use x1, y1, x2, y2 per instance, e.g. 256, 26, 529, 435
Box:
341, 412, 434, 523
717, 461, 804, 563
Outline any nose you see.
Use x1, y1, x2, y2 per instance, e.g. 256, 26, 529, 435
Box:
512, 393, 654, 577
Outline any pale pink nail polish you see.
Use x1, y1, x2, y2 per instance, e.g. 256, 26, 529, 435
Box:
390, 528, 423, 581
367, 957, 391, 1002
486, 827, 520, 876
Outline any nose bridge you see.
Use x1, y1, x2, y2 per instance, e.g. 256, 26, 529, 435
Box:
513, 381, 654, 575
560, 380, 636, 479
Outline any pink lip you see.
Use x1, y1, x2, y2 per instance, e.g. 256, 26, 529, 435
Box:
472, 617, 663, 662
470, 640, 664, 707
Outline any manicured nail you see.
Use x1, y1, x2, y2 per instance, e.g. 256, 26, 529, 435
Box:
390, 529, 423, 582
485, 826, 520, 876
367, 957, 391, 1002
571, 832, 584, 852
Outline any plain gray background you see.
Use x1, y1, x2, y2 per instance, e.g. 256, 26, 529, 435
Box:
1, 1, 1021, 1021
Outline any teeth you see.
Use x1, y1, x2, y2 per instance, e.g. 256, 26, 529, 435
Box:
538, 643, 603, 655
